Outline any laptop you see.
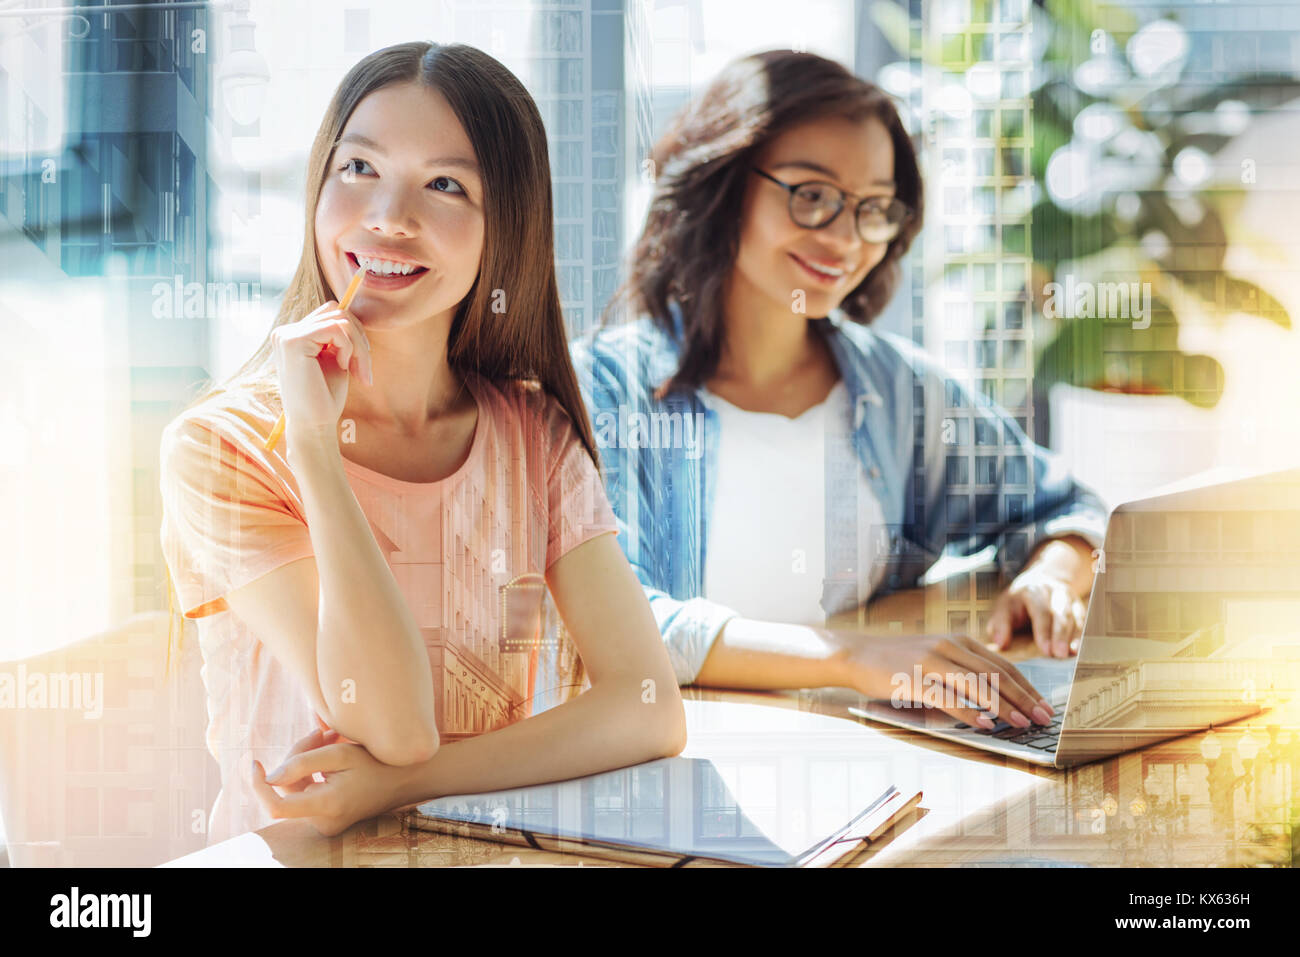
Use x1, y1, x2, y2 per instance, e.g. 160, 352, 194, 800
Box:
847, 465, 1300, 767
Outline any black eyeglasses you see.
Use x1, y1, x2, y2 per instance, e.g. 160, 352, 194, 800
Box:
751, 168, 913, 244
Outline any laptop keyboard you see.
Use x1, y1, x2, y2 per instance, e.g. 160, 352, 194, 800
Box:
954, 707, 1064, 753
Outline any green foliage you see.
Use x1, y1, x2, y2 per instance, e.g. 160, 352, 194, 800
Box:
873, 0, 1300, 407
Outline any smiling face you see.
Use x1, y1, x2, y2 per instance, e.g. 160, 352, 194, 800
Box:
731, 113, 897, 321
314, 81, 485, 329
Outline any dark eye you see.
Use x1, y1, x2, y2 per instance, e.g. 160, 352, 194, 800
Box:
338, 157, 374, 178
862, 197, 907, 222
430, 175, 466, 195
796, 183, 838, 206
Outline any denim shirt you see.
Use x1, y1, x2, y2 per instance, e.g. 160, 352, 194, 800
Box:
569, 306, 1109, 685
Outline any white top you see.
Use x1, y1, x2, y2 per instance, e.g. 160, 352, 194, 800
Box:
701, 380, 888, 626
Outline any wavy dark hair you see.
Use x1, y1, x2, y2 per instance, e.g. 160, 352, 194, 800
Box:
606, 49, 924, 395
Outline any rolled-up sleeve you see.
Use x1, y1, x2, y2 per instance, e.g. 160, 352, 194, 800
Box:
159, 409, 315, 619
913, 348, 1109, 584
570, 335, 740, 685
639, 589, 741, 687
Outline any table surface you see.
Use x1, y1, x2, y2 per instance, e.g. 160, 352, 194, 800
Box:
164, 637, 1300, 868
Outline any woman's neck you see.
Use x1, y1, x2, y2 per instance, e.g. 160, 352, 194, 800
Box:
711, 273, 830, 391
342, 312, 466, 436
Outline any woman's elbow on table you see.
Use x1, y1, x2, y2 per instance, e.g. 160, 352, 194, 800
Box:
366, 722, 440, 767
661, 713, 689, 758
651, 686, 689, 758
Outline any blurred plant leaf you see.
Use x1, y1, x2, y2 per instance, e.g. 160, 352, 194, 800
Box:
1043, 0, 1139, 46
1166, 271, 1292, 328
1140, 194, 1228, 272
1031, 82, 1081, 181
1036, 305, 1224, 407
1205, 186, 1251, 229
1030, 199, 1121, 267
1036, 311, 1107, 393
1224, 276, 1291, 327
870, 0, 1294, 411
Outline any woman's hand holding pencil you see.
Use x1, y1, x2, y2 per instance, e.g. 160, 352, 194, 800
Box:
265, 269, 369, 451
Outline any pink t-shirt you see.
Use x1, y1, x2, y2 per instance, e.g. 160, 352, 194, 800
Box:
158, 372, 619, 845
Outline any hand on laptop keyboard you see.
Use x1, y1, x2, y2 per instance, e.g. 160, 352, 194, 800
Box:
986, 554, 1091, 659
841, 631, 1057, 731
955, 707, 1065, 752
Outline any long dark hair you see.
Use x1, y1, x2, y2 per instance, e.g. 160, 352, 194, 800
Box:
165, 41, 596, 672
607, 49, 925, 395
187, 41, 596, 460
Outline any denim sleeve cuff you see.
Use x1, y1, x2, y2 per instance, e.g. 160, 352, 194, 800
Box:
996, 510, 1109, 581
648, 592, 742, 686
1041, 513, 1108, 553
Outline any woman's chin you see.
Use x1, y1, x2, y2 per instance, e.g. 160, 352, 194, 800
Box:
779, 288, 842, 318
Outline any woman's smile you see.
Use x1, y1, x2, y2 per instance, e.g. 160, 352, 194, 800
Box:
787, 251, 852, 286
344, 250, 429, 290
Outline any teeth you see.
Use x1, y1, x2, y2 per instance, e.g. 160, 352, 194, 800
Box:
802, 259, 845, 278
354, 255, 419, 276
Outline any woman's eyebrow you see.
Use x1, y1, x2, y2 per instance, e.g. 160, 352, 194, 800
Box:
337, 132, 479, 173
770, 160, 894, 189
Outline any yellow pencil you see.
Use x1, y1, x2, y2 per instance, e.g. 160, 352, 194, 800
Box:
264, 268, 367, 452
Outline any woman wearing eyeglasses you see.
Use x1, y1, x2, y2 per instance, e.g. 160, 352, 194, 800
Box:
570, 50, 1108, 730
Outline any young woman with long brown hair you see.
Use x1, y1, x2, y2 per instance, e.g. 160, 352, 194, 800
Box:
160, 41, 684, 844
572, 50, 1109, 730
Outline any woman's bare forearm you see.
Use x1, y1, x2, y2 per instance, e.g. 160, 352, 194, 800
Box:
388, 677, 686, 808
689, 586, 934, 692
692, 618, 859, 690
288, 428, 438, 761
